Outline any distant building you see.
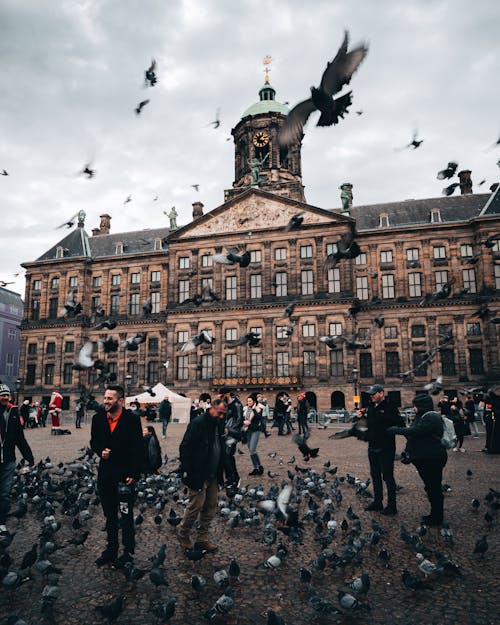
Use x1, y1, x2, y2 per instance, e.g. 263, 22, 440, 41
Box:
0, 287, 23, 393
18, 78, 500, 411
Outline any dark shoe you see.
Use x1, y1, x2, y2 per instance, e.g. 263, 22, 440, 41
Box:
258, 466, 264, 475
112, 551, 133, 569
381, 506, 398, 516
248, 468, 259, 476
194, 541, 218, 553
421, 515, 442, 526
95, 550, 117, 567
364, 502, 383, 512
177, 533, 193, 549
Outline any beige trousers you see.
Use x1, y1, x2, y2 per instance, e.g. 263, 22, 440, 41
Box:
178, 479, 218, 542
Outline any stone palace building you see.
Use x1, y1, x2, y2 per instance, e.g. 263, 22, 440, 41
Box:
18, 77, 500, 412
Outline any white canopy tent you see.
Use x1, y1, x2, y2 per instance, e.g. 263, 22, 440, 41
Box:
125, 383, 191, 423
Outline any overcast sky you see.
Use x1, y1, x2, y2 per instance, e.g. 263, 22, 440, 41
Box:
1, 0, 499, 297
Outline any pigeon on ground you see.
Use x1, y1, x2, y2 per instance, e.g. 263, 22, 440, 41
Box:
292, 433, 319, 461
151, 598, 177, 623
473, 535, 488, 557
95, 595, 125, 623
204, 588, 234, 621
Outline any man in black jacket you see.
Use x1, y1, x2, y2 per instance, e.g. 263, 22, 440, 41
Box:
158, 396, 172, 439
0, 384, 34, 530
219, 388, 243, 493
90, 385, 143, 568
360, 384, 404, 515
177, 398, 227, 552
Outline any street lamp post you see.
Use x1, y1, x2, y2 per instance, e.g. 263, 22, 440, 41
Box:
125, 374, 132, 399
15, 378, 22, 406
351, 368, 359, 410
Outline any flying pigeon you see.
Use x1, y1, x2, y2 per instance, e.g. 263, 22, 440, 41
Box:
145, 59, 157, 86
214, 249, 250, 267
179, 330, 214, 352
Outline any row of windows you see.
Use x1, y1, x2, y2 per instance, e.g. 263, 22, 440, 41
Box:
33, 270, 164, 293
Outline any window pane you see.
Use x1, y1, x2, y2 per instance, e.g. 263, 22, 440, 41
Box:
276, 352, 289, 376
433, 246, 446, 259
48, 298, 58, 318
151, 271, 161, 282
63, 363, 73, 385
411, 324, 425, 338
301, 270, 314, 295
440, 349, 456, 375
179, 257, 190, 269
385, 352, 400, 376
177, 330, 189, 344
176, 355, 189, 380
276, 326, 289, 339
130, 272, 141, 284
250, 352, 263, 377
64, 341, 74, 353
434, 270, 448, 291
111, 274, 121, 286
300, 245, 313, 259
201, 354, 213, 380
250, 274, 262, 298
327, 268, 341, 293
225, 328, 237, 341
408, 272, 422, 297
466, 322, 481, 336
355, 253, 367, 265
44, 364, 54, 385
151, 291, 161, 313
380, 250, 393, 263
359, 352, 372, 377
147, 361, 159, 384
330, 350, 344, 376
462, 268, 476, 294
250, 250, 262, 263
148, 337, 159, 352
406, 248, 419, 261
413, 351, 428, 376
302, 323, 315, 337
329, 322, 342, 337
469, 349, 484, 374
275, 272, 287, 297
384, 326, 398, 339
226, 276, 237, 300
129, 293, 140, 315
460, 244, 473, 258
225, 354, 237, 378
201, 254, 213, 267
495, 265, 500, 289
110, 294, 120, 315
178, 280, 190, 303
356, 276, 369, 300
303, 351, 316, 377
382, 274, 395, 299
275, 247, 287, 261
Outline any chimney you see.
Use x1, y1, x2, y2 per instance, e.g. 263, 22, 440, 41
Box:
92, 228, 100, 236
99, 214, 111, 234
458, 170, 472, 195
192, 201, 204, 220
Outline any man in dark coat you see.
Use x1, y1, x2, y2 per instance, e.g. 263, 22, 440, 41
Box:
158, 396, 172, 439
0, 384, 34, 530
90, 385, 143, 568
219, 388, 243, 493
177, 398, 227, 552
359, 384, 405, 515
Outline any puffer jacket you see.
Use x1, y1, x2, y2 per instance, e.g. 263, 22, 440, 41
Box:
389, 410, 447, 461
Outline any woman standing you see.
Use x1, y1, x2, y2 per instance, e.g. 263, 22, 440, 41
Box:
450, 397, 468, 452
297, 393, 309, 437
142, 426, 162, 475
388, 393, 447, 526
244, 395, 263, 476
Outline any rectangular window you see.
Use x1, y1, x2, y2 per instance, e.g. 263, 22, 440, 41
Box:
130, 272, 141, 284
380, 250, 393, 263
50, 277, 59, 290
148, 337, 159, 353
329, 322, 342, 337
151, 291, 161, 313
408, 272, 422, 297
63, 363, 73, 385
201, 254, 213, 267
201, 277, 213, 290
492, 239, 500, 253
411, 325, 426, 338
326, 242, 338, 256
355, 253, 367, 265
154, 238, 162, 251
462, 268, 477, 294
250, 250, 262, 263
177, 330, 189, 344
33, 279, 42, 291
225, 276, 237, 300
27, 343, 37, 355
201, 354, 213, 380
327, 268, 341, 293
250, 274, 262, 298
358, 327, 371, 340
48, 297, 58, 318
7, 328, 16, 340
225, 328, 238, 341
31, 299, 40, 320
469, 349, 484, 375
176, 355, 188, 381
274, 247, 287, 261
44, 364, 54, 385
438, 323, 453, 340
384, 326, 398, 339
433, 246, 446, 260
111, 274, 121, 286
178, 280, 190, 303
385, 352, 400, 377
434, 270, 448, 291
303, 351, 316, 377
26, 364, 36, 385
330, 350, 344, 376
406, 248, 419, 262
356, 276, 369, 300
150, 270, 161, 283
440, 349, 456, 375
124, 361, 136, 386
129, 293, 140, 315
301, 270, 314, 295
302, 323, 315, 337
275, 272, 287, 297
179, 256, 190, 269
276, 352, 289, 377
69, 276, 78, 288
110, 294, 120, 315
250, 352, 263, 377
276, 326, 288, 339
5, 354, 14, 376
413, 351, 428, 376
466, 322, 481, 336
359, 352, 372, 377
460, 244, 473, 258
147, 361, 159, 385
225, 354, 237, 378
495, 265, 500, 290
382, 274, 395, 299
250, 326, 262, 339
91, 295, 101, 312
92, 276, 101, 288
300, 245, 313, 259
64, 341, 74, 353
46, 341, 56, 354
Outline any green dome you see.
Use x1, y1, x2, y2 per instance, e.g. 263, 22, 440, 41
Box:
241, 81, 289, 117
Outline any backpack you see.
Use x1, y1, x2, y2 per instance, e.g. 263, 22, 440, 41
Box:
441, 416, 457, 449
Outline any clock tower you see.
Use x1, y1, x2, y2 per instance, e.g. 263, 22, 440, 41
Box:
224, 63, 305, 203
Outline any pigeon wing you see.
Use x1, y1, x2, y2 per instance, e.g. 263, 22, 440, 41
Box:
320, 33, 369, 95
77, 341, 94, 368
279, 98, 317, 147
277, 485, 293, 518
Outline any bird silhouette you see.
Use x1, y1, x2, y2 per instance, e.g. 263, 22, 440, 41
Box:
122, 332, 147, 351
325, 227, 361, 269
279, 31, 368, 147
135, 99, 150, 115
397, 127, 424, 150
208, 107, 221, 128
145, 59, 157, 86
179, 330, 214, 352
214, 249, 250, 267
437, 161, 458, 180
0, 169, 8, 176
284, 212, 304, 232
442, 182, 460, 196
226, 331, 261, 347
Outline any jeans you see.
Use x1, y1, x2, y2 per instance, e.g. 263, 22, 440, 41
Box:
468, 421, 479, 436
178, 479, 218, 543
368, 449, 396, 509
161, 419, 168, 437
97, 477, 136, 555
247, 430, 261, 469
413, 456, 447, 522
0, 462, 16, 524
223, 443, 239, 485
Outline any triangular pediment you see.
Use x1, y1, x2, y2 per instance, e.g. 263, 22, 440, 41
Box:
171, 189, 351, 240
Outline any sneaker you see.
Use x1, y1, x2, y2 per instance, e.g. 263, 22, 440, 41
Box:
473, 436, 479, 439
177, 533, 193, 549
381, 506, 398, 516
258, 466, 264, 475
248, 468, 260, 476
460, 448, 465, 453
421, 515, 442, 527
452, 448, 458, 452
112, 552, 133, 569
0, 525, 7, 533
162, 435, 166, 439
194, 541, 218, 553
364, 502, 383, 512
95, 550, 117, 567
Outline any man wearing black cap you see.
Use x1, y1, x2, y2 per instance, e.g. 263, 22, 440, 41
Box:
360, 384, 404, 515
0, 384, 34, 531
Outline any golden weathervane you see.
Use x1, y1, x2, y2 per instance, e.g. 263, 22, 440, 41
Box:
263, 54, 272, 83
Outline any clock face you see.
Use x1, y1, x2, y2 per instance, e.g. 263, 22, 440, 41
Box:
253, 131, 270, 147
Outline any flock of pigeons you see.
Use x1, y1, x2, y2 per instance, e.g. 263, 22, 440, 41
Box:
0, 438, 497, 624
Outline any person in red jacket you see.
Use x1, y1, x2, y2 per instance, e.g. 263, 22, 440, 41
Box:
49, 389, 63, 433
